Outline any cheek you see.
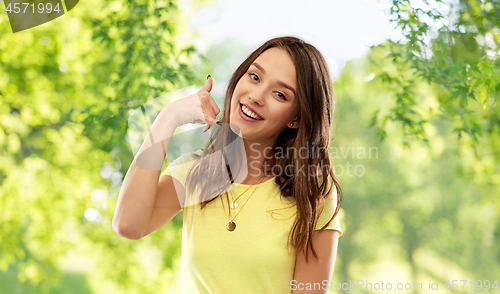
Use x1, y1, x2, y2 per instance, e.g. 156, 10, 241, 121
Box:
231, 82, 251, 108
234, 78, 247, 93
266, 104, 292, 125
231, 86, 241, 104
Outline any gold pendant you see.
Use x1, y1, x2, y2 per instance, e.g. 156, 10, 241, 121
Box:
227, 221, 236, 231
230, 202, 238, 209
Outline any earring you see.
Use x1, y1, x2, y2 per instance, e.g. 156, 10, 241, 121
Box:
290, 122, 294, 127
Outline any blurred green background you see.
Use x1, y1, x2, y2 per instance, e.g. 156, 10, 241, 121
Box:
0, 0, 499, 293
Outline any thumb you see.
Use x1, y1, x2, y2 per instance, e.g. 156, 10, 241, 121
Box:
201, 75, 213, 92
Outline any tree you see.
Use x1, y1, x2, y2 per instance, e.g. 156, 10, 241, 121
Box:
330, 2, 500, 290
333, 46, 500, 294
0, 0, 211, 292
370, 0, 499, 150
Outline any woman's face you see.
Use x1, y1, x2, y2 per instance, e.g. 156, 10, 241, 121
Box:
229, 47, 299, 143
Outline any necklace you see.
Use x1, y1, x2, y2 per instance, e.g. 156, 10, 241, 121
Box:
226, 176, 266, 232
228, 175, 266, 209
227, 188, 258, 231
229, 187, 250, 209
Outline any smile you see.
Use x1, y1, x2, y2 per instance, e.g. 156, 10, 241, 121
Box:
239, 103, 264, 121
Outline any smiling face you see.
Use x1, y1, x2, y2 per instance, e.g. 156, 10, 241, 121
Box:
229, 47, 300, 144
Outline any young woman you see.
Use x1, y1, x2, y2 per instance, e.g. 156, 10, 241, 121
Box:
114, 36, 344, 293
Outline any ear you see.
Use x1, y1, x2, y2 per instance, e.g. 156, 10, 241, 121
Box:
288, 116, 300, 129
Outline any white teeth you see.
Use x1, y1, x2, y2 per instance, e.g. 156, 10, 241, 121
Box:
241, 105, 262, 120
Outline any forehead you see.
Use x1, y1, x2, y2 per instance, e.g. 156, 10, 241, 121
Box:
252, 48, 297, 86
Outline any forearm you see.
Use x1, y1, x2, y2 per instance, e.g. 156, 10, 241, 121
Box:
113, 113, 177, 239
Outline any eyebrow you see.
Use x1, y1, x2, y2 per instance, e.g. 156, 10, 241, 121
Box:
251, 62, 296, 96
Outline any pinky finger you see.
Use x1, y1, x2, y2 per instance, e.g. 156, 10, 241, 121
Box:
205, 116, 219, 125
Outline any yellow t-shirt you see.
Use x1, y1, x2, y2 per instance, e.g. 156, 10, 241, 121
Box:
161, 150, 343, 294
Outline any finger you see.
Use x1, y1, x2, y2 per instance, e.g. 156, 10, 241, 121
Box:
204, 114, 218, 125
192, 109, 217, 126
203, 122, 217, 132
208, 96, 221, 116
199, 97, 218, 125
201, 75, 213, 93
191, 119, 205, 124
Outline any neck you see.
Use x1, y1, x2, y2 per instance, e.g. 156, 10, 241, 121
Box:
232, 138, 275, 184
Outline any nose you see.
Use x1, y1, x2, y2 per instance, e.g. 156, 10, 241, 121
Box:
248, 88, 266, 105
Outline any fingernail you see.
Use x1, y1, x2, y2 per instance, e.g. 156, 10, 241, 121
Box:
207, 75, 211, 80
216, 121, 223, 126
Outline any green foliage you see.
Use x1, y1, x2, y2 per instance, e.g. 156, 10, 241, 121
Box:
339, 4, 500, 284
333, 51, 500, 291
371, 0, 500, 147
0, 0, 210, 293
1, 0, 498, 293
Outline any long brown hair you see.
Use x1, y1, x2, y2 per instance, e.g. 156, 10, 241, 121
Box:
185, 36, 344, 263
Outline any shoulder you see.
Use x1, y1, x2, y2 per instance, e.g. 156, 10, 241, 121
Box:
317, 173, 337, 201
169, 149, 204, 167
161, 149, 204, 179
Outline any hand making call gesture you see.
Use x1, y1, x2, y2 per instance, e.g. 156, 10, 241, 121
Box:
159, 75, 221, 133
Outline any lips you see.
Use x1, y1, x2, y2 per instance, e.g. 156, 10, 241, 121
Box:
240, 103, 264, 120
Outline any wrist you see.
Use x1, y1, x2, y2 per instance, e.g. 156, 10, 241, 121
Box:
151, 109, 178, 137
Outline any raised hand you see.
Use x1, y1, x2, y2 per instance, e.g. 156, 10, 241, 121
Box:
162, 75, 220, 131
